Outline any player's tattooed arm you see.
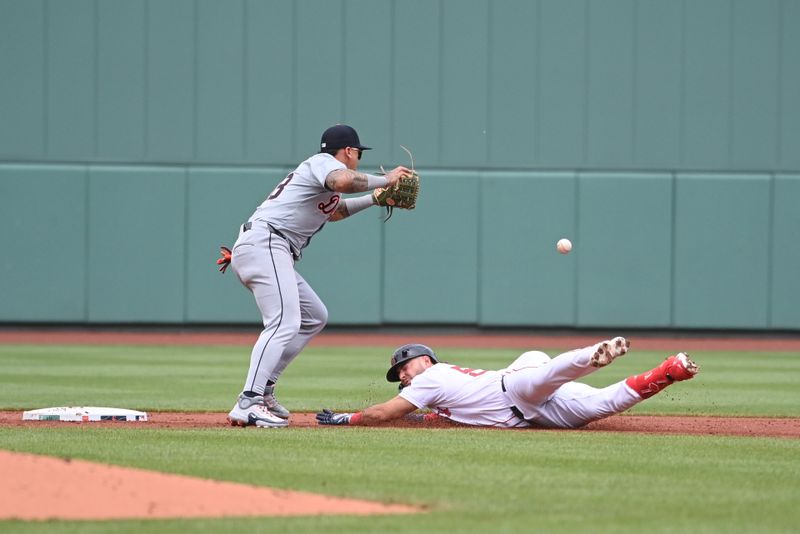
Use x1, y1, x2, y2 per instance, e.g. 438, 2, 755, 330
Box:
325, 169, 369, 193
328, 202, 350, 222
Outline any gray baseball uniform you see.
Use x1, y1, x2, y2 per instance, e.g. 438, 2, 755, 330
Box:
231, 152, 344, 396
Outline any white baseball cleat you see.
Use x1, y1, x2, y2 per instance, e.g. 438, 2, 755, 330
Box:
590, 336, 630, 367
228, 394, 288, 428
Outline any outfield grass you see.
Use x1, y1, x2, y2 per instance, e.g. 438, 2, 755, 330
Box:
1, 343, 799, 533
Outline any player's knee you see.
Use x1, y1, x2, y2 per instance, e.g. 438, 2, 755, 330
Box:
308, 304, 328, 333
512, 351, 551, 370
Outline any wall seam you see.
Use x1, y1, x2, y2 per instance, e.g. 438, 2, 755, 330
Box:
485, 0, 493, 165
192, 0, 199, 161
727, 0, 735, 167
84, 166, 91, 321
582, 0, 589, 166
679, 0, 686, 166
242, 0, 248, 162
93, 0, 99, 158
183, 167, 190, 323
776, 0, 784, 167
573, 170, 580, 327
143, 0, 149, 160
42, 0, 49, 157
631, 0, 638, 165
670, 171, 677, 327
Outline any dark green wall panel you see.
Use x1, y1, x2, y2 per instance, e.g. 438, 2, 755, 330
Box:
244, 0, 294, 163
297, 202, 383, 325
673, 174, 771, 328
47, 0, 94, 160
781, 0, 800, 171
87, 167, 185, 322
1, 2, 799, 330
479, 172, 576, 326
586, 0, 634, 166
383, 171, 479, 323
96, 0, 146, 160
392, 0, 441, 168
344, 0, 393, 166
538, 0, 587, 166
577, 173, 672, 327
488, 1, 537, 166
634, 0, 681, 167
196, 0, 245, 162
682, 0, 732, 169
0, 165, 86, 321
731, 0, 780, 169
0, 0, 44, 159
771, 175, 800, 328
185, 167, 287, 322
294, 1, 344, 163
441, 0, 489, 167
147, 0, 195, 161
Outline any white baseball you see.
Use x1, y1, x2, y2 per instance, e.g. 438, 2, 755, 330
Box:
556, 238, 572, 254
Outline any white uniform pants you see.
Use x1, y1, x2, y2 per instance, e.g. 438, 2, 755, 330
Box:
503, 344, 641, 428
231, 225, 327, 395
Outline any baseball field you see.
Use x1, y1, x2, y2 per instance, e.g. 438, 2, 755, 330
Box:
1, 330, 798, 533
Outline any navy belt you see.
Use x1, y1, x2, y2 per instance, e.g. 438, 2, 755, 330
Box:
501, 375, 528, 422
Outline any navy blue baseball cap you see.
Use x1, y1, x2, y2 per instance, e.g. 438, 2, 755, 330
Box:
320, 124, 372, 152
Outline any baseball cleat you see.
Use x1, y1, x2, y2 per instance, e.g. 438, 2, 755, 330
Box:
228, 394, 288, 428
663, 352, 699, 382
263, 385, 290, 419
590, 336, 630, 367
625, 352, 699, 399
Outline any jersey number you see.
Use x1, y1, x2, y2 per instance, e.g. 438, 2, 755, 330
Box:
267, 173, 294, 200
450, 365, 487, 377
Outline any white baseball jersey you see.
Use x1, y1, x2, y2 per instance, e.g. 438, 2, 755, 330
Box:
399, 363, 522, 428
399, 345, 644, 430
249, 153, 345, 257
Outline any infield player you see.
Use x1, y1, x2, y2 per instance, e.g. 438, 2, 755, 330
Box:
316, 337, 699, 428
224, 124, 413, 428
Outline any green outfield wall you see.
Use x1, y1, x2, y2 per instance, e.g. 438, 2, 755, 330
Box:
1, 0, 799, 330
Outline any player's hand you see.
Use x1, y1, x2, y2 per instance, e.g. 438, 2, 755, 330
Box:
383, 166, 413, 187
316, 409, 354, 425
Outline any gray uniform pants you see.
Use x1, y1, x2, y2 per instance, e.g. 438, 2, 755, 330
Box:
231, 224, 328, 395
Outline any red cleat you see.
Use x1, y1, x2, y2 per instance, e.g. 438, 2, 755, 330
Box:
625, 353, 699, 399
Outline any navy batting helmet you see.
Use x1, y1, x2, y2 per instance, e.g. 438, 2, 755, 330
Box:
386, 343, 439, 382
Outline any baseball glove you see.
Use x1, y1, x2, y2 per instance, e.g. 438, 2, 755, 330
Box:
372, 171, 419, 221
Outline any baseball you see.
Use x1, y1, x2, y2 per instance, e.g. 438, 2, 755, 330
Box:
556, 238, 572, 254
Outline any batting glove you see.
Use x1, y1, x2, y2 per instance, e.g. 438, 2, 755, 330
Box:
216, 246, 232, 273
316, 409, 354, 425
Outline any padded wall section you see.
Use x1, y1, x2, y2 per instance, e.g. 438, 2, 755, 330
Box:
297, 203, 383, 325
185, 167, 288, 323
0, 0, 45, 159
87, 167, 186, 322
771, 175, 800, 328
673, 174, 771, 329
383, 171, 480, 323
479, 172, 576, 326
577, 173, 673, 327
0, 165, 87, 321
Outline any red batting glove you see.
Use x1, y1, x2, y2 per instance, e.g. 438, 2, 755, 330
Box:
216, 246, 232, 273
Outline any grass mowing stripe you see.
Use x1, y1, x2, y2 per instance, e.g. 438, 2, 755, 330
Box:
0, 427, 798, 533
1, 345, 799, 416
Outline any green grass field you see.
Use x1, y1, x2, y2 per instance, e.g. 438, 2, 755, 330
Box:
1, 343, 799, 533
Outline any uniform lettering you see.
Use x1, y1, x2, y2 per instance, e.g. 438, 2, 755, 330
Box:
318, 195, 340, 214
450, 365, 487, 377
267, 173, 294, 200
